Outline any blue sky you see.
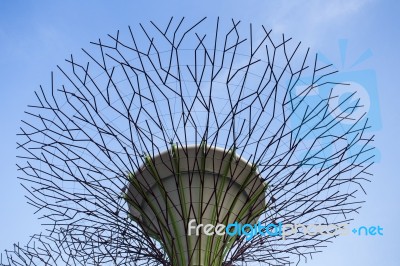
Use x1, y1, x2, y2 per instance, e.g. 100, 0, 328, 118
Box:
0, 1, 399, 265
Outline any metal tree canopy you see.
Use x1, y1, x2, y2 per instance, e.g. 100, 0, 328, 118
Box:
2, 17, 374, 266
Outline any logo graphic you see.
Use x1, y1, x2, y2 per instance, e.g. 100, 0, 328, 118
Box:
289, 40, 381, 165
188, 220, 384, 241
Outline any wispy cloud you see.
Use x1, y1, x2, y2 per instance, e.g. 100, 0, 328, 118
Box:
249, 0, 374, 46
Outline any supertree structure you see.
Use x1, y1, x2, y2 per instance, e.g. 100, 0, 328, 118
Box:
1, 17, 374, 266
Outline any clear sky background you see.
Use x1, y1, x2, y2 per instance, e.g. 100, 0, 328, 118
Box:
0, 1, 399, 265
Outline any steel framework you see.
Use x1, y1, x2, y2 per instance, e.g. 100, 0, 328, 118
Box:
1, 17, 374, 266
